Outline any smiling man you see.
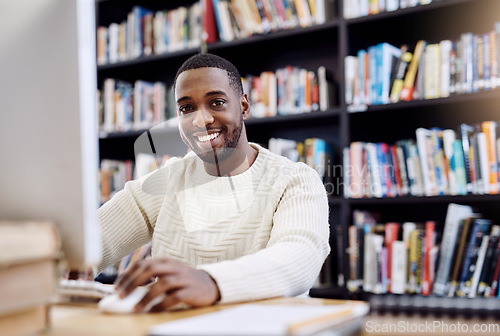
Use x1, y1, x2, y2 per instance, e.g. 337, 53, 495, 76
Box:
97, 53, 330, 312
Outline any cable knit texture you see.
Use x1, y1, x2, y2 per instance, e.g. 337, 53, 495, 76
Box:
97, 143, 330, 304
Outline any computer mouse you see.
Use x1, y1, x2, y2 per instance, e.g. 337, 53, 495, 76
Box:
98, 286, 164, 314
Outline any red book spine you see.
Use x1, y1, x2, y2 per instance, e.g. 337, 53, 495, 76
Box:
385, 222, 400, 293
203, 0, 219, 43
422, 221, 436, 296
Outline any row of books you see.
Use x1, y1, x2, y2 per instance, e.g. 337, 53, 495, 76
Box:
98, 79, 171, 134
212, 0, 335, 42
99, 154, 170, 204
268, 137, 333, 184
98, 66, 335, 134
242, 65, 336, 118
348, 204, 500, 299
97, 3, 202, 65
344, 121, 500, 199
345, 22, 500, 110
343, 0, 434, 19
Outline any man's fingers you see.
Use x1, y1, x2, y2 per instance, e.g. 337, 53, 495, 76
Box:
135, 275, 184, 312
117, 259, 182, 298
150, 289, 187, 312
115, 261, 142, 290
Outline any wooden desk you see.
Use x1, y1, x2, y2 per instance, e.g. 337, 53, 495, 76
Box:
43, 297, 362, 336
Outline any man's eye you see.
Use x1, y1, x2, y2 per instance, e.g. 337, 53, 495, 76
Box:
211, 100, 226, 108
179, 105, 193, 114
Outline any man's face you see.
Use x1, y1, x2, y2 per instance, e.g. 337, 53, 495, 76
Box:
175, 67, 247, 164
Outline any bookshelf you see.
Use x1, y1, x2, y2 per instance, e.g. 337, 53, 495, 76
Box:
96, 0, 500, 308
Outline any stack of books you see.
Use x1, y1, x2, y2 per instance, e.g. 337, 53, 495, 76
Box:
0, 221, 61, 335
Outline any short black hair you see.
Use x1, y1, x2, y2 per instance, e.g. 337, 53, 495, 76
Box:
173, 53, 243, 96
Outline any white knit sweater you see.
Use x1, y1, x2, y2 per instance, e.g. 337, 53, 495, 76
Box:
97, 143, 330, 304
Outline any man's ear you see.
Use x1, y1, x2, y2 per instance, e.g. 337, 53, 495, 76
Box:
241, 93, 250, 120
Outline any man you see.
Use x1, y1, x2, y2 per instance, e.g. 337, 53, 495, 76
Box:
98, 53, 330, 312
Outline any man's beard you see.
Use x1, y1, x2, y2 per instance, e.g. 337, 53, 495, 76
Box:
189, 118, 243, 164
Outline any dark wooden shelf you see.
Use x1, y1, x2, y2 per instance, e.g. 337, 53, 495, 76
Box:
246, 108, 341, 126
99, 126, 178, 139
207, 20, 339, 51
328, 196, 343, 206
345, 0, 475, 25
347, 193, 500, 205
348, 89, 500, 114
96, 47, 199, 71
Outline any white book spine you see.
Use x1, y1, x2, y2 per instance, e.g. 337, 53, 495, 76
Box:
416, 128, 435, 196
391, 241, 407, 294
363, 233, 376, 293
318, 66, 328, 111
386, 0, 399, 12
345, 56, 357, 105
103, 79, 115, 133
108, 23, 119, 64
440, 40, 452, 98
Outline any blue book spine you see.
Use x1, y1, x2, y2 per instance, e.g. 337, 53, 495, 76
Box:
211, 0, 225, 42
376, 143, 388, 197
376, 43, 384, 105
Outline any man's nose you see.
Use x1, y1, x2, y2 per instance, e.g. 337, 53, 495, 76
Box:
192, 108, 214, 128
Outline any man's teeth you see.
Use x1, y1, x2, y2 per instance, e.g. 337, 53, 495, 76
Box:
197, 132, 220, 142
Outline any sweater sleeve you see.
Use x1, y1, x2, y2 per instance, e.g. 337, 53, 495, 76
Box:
95, 171, 166, 275
197, 165, 330, 304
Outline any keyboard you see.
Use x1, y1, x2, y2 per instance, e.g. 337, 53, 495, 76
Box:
57, 279, 116, 301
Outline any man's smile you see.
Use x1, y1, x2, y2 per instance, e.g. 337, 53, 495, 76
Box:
195, 131, 221, 143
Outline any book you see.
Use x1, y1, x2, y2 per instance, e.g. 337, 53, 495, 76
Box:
416, 127, 438, 196
204, 0, 219, 43
422, 221, 436, 296
377, 43, 403, 104
391, 241, 407, 294
481, 121, 499, 194
389, 47, 413, 103
460, 123, 475, 192
457, 218, 492, 297
447, 215, 479, 297
401, 40, 426, 101
477, 226, 500, 296
0, 259, 56, 316
0, 221, 60, 263
385, 222, 400, 292
433, 204, 473, 296
468, 234, 490, 298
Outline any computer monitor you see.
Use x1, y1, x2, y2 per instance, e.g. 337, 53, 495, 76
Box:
0, 0, 101, 269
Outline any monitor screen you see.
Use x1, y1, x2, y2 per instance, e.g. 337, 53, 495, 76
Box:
0, 0, 101, 269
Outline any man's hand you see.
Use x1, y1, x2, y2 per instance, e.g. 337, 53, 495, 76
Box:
114, 258, 221, 312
